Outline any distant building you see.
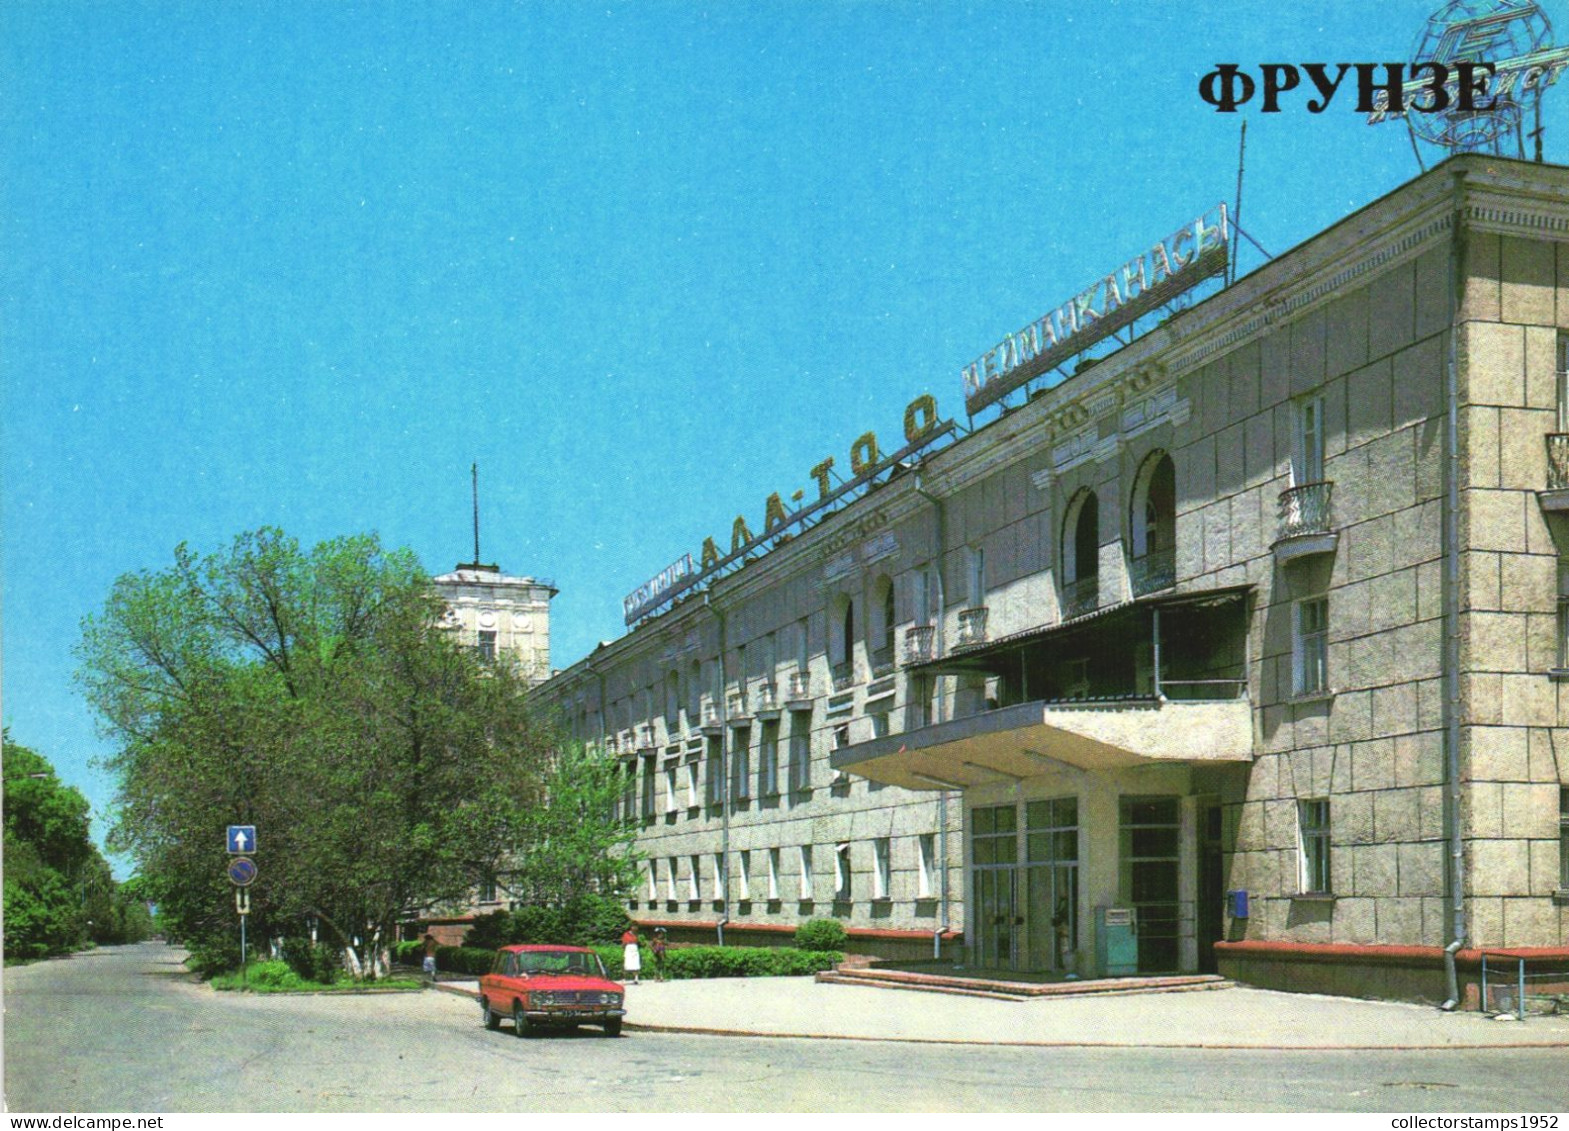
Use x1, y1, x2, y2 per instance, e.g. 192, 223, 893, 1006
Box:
540, 155, 1569, 1005
432, 562, 557, 686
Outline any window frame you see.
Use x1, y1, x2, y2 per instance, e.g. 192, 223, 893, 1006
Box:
872, 837, 892, 901
1293, 596, 1330, 696
1298, 798, 1332, 895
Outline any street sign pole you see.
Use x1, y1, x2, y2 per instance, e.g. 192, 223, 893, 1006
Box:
235, 887, 251, 987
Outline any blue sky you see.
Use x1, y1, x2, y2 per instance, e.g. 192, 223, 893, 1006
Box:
5, 0, 1565, 862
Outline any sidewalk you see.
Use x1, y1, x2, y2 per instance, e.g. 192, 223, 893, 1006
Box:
437, 976, 1569, 1049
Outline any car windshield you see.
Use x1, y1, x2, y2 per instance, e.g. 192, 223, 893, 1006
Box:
515, 950, 605, 978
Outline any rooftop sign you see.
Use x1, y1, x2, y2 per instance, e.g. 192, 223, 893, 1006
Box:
623, 395, 954, 626
962, 204, 1230, 416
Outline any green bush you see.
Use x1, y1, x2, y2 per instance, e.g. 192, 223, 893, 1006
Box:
184, 936, 243, 978
461, 910, 515, 951
594, 944, 840, 980
436, 945, 496, 976
794, 918, 848, 952
279, 937, 340, 984
392, 940, 423, 965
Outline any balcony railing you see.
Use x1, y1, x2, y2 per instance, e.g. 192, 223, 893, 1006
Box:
956, 606, 989, 648
1061, 575, 1099, 620
756, 682, 778, 712
903, 624, 936, 666
1130, 545, 1176, 597
637, 724, 654, 749
787, 670, 812, 702
727, 690, 749, 718
831, 660, 856, 691
1548, 434, 1569, 490
870, 643, 896, 678
1277, 481, 1334, 540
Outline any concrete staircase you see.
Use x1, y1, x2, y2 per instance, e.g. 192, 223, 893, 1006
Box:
816, 965, 1232, 1002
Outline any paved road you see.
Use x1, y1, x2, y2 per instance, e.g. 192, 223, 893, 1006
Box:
5, 943, 1568, 1113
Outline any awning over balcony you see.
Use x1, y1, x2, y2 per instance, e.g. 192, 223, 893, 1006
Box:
829, 695, 1255, 791
908, 584, 1252, 676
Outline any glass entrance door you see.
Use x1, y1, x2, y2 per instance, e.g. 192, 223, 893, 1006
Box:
971, 804, 1018, 969
1120, 796, 1181, 973
1024, 798, 1079, 971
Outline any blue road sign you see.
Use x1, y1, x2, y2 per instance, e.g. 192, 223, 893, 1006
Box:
227, 825, 256, 854
228, 857, 257, 887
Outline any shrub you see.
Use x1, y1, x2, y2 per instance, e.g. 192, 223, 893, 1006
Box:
462, 910, 515, 951
184, 936, 243, 978
794, 918, 848, 952
436, 945, 496, 976
280, 937, 340, 984
595, 944, 840, 980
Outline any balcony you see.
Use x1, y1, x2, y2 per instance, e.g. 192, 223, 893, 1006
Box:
727, 690, 750, 720
1540, 435, 1569, 511
756, 682, 779, 713
831, 660, 857, 691
903, 624, 936, 666
1273, 481, 1337, 561
700, 704, 722, 735
786, 670, 813, 709
1061, 575, 1099, 620
956, 607, 989, 649
870, 643, 896, 678
636, 724, 655, 750
1130, 546, 1176, 597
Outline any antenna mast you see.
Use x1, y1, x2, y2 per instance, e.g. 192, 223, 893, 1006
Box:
471, 462, 481, 567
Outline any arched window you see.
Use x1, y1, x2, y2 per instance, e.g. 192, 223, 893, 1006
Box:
1062, 489, 1100, 618
830, 596, 856, 689
871, 577, 896, 676
1130, 452, 1177, 595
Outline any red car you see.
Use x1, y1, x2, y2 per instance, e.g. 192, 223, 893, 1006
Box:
478, 945, 626, 1038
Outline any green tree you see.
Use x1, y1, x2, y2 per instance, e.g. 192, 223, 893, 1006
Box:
77, 527, 554, 976
2, 734, 150, 957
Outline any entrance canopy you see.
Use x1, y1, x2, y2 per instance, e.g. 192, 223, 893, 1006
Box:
830, 696, 1254, 791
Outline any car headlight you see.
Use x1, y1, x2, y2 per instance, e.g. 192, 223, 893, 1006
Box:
602, 993, 622, 1006
532, 992, 559, 1006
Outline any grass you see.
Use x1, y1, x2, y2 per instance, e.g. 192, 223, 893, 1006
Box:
211, 959, 423, 993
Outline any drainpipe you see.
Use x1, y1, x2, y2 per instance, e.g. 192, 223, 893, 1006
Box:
701, 594, 730, 948
1440, 168, 1468, 1011
914, 472, 951, 960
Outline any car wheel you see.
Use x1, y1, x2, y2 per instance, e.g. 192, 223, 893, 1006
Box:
513, 1002, 529, 1038
481, 998, 500, 1031
603, 1018, 623, 1038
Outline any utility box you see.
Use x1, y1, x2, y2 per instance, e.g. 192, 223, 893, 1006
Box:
1227, 889, 1249, 919
1095, 906, 1138, 977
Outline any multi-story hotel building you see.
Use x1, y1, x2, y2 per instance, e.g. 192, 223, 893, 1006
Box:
539, 156, 1569, 1003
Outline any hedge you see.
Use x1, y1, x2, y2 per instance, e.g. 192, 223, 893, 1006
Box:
595, 944, 842, 981
398, 938, 841, 981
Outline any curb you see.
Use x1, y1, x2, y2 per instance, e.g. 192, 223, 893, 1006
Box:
431, 981, 1569, 1049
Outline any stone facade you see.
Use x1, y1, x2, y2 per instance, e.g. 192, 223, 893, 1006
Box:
432, 564, 557, 685
539, 156, 1569, 999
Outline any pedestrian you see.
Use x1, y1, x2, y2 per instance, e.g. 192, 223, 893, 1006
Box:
422, 931, 439, 983
652, 927, 668, 982
620, 925, 642, 985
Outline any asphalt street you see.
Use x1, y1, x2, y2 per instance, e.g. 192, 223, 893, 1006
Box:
5, 942, 1568, 1113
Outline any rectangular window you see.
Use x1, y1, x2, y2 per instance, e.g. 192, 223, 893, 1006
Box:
768, 847, 781, 901
646, 861, 658, 901
688, 854, 702, 902
1294, 597, 1329, 695
1299, 799, 1332, 894
759, 720, 780, 796
664, 760, 679, 813
476, 629, 497, 663
796, 617, 811, 674
738, 850, 751, 902
798, 845, 813, 900
665, 857, 678, 902
1559, 787, 1569, 892
705, 737, 724, 807
1557, 560, 1569, 671
872, 837, 891, 900
917, 833, 937, 899
831, 725, 851, 783
640, 754, 657, 819
1295, 394, 1325, 485
911, 569, 932, 626
834, 842, 852, 901
732, 729, 751, 801
479, 873, 498, 903
619, 760, 636, 824
1557, 332, 1569, 432
712, 852, 726, 902
788, 727, 811, 793
968, 546, 986, 607
685, 755, 700, 809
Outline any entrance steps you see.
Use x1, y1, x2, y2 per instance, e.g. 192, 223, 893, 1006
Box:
816, 966, 1232, 1002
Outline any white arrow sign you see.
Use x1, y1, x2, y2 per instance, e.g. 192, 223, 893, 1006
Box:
227, 825, 256, 854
